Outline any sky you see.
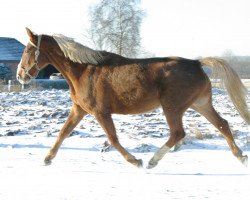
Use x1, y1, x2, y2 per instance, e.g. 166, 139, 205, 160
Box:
1, 0, 250, 58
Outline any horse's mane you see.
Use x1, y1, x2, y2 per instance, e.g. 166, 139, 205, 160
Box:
52, 34, 127, 65
52, 34, 173, 66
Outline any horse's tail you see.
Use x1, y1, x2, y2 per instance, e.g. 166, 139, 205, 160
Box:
199, 57, 250, 124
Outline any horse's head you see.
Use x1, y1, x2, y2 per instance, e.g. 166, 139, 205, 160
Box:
16, 28, 48, 84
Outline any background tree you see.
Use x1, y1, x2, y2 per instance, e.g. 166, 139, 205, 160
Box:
222, 49, 250, 78
87, 0, 145, 58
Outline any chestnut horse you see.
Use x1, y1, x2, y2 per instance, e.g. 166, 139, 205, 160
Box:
17, 28, 249, 168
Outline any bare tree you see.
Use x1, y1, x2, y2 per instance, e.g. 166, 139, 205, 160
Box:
87, 0, 145, 58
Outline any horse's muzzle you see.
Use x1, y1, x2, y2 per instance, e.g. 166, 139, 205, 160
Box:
16, 74, 31, 84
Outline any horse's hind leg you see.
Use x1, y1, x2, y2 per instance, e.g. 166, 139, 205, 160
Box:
147, 111, 185, 169
44, 104, 87, 165
95, 113, 143, 167
193, 101, 248, 166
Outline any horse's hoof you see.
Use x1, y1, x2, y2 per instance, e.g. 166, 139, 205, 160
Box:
135, 159, 143, 168
240, 155, 248, 167
44, 159, 52, 166
146, 159, 158, 169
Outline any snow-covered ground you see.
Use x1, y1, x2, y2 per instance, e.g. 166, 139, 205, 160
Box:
0, 88, 250, 200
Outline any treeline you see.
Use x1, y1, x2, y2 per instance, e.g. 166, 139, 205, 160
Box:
223, 56, 250, 78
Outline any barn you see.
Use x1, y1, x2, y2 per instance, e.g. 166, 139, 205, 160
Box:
0, 37, 58, 81
0, 37, 24, 80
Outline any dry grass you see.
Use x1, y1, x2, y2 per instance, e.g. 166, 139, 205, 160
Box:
0, 80, 39, 92
0, 79, 68, 92
192, 127, 214, 140
246, 136, 250, 146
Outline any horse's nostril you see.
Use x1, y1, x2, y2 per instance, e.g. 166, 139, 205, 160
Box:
16, 75, 22, 82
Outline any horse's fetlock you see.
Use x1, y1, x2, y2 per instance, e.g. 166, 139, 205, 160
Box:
234, 149, 243, 158
126, 154, 136, 162
176, 131, 185, 141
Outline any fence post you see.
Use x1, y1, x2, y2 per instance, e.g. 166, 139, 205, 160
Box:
8, 80, 12, 92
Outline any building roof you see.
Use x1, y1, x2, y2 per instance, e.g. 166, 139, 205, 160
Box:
0, 37, 24, 61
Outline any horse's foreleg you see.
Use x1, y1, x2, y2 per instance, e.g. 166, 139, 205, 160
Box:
44, 104, 87, 165
147, 112, 185, 169
95, 113, 143, 168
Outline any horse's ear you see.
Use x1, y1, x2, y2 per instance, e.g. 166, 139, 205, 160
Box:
25, 27, 38, 45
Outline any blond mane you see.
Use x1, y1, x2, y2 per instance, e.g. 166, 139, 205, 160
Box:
52, 34, 105, 65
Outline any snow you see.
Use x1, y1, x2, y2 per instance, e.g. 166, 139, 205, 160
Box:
0, 88, 250, 200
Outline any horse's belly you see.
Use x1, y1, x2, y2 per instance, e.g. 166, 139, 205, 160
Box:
112, 92, 161, 114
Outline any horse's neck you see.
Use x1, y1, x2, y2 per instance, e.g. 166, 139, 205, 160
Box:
48, 52, 87, 90
48, 54, 67, 74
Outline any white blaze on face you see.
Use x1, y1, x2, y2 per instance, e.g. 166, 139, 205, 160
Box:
16, 58, 26, 84
16, 58, 23, 78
